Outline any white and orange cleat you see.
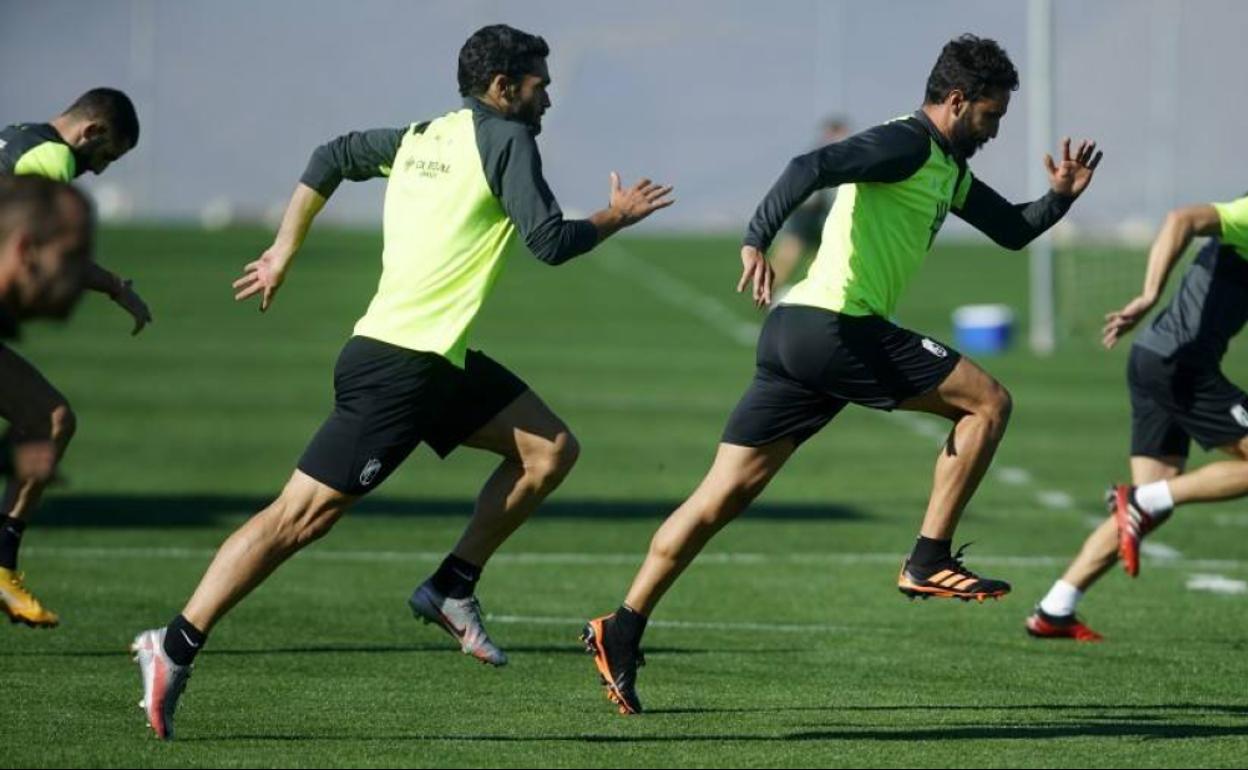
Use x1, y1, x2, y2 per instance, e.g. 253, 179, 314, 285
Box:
131, 628, 192, 740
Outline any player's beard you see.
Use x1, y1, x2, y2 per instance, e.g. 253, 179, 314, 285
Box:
948, 114, 984, 159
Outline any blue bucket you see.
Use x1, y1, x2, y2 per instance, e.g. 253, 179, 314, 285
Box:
952, 304, 1015, 355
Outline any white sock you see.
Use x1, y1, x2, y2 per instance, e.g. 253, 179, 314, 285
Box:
1133, 480, 1175, 517
1039, 579, 1083, 618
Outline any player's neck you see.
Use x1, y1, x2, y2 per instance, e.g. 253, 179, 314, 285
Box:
919, 104, 956, 146
48, 115, 77, 146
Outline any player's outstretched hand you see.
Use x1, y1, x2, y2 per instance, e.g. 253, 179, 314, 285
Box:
233, 245, 291, 312
737, 245, 774, 309
1102, 293, 1155, 349
608, 172, 674, 227
111, 279, 152, 335
1045, 137, 1103, 198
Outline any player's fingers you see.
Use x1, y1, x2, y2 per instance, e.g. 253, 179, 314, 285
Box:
646, 184, 673, 201
1088, 150, 1104, 170
609, 171, 620, 196
1043, 153, 1057, 175
234, 280, 263, 302
1060, 136, 1072, 162
737, 264, 751, 293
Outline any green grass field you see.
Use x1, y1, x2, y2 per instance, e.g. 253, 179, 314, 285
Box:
3, 227, 1247, 768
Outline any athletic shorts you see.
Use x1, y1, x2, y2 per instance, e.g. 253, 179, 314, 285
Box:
1128, 344, 1248, 458
722, 305, 961, 447
298, 336, 529, 495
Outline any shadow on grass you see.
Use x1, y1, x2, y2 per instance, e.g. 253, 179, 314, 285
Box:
33, 494, 867, 528
183, 719, 1248, 744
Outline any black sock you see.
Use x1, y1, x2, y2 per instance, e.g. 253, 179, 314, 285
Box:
163, 614, 206, 667
612, 604, 648, 647
0, 517, 26, 571
430, 554, 481, 600
909, 536, 952, 568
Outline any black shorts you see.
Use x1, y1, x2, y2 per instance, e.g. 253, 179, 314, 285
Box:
722, 305, 961, 447
298, 336, 529, 495
1128, 345, 1248, 458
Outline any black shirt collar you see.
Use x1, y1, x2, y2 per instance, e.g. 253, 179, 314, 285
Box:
911, 109, 961, 162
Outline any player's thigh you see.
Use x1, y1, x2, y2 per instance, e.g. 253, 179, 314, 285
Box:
461, 388, 575, 466
899, 355, 1008, 421
0, 345, 70, 433
1129, 455, 1186, 485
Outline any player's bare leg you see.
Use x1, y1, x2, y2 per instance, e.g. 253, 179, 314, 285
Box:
0, 347, 78, 628
132, 471, 356, 740
410, 390, 580, 667
1028, 456, 1183, 641
583, 439, 794, 714
894, 356, 1014, 601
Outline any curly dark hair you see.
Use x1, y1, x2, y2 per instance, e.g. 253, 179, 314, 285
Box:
924, 34, 1019, 104
63, 88, 140, 148
457, 25, 550, 98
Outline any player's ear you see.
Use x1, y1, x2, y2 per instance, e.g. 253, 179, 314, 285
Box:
948, 89, 967, 117
81, 121, 108, 145
488, 74, 517, 104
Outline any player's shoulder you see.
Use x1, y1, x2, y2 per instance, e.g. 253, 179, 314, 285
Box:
847, 114, 932, 159
0, 122, 62, 149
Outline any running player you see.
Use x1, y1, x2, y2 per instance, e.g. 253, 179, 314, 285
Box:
583, 34, 1102, 715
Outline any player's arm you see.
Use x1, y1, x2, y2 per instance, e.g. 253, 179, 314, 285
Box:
1101, 202, 1227, 349
483, 124, 672, 265
954, 138, 1102, 251
739, 122, 929, 307
84, 264, 152, 335
233, 128, 404, 311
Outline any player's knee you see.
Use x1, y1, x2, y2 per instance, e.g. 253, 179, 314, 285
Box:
526, 429, 580, 492
978, 381, 1013, 436
49, 402, 77, 446
270, 496, 344, 550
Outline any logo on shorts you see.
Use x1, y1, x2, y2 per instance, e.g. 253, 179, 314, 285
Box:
921, 338, 948, 359
1232, 404, 1248, 429
360, 458, 383, 487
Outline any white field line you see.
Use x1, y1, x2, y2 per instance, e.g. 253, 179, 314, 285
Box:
25, 545, 1245, 572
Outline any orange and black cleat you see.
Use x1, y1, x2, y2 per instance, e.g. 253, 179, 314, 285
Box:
1025, 606, 1103, 642
897, 544, 1010, 602
581, 614, 644, 716
1107, 484, 1159, 578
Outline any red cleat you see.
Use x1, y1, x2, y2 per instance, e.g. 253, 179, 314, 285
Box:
1025, 607, 1103, 642
1107, 484, 1159, 578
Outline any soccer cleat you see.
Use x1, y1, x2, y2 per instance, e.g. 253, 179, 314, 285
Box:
897, 543, 1011, 602
1025, 606, 1103, 642
0, 568, 59, 627
1108, 484, 1158, 578
131, 628, 192, 741
408, 580, 507, 667
581, 614, 644, 716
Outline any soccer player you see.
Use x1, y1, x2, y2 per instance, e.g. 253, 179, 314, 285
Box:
1027, 194, 1248, 642
582, 34, 1102, 715
0, 88, 150, 627
131, 24, 673, 740
769, 117, 851, 294
0, 176, 96, 544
